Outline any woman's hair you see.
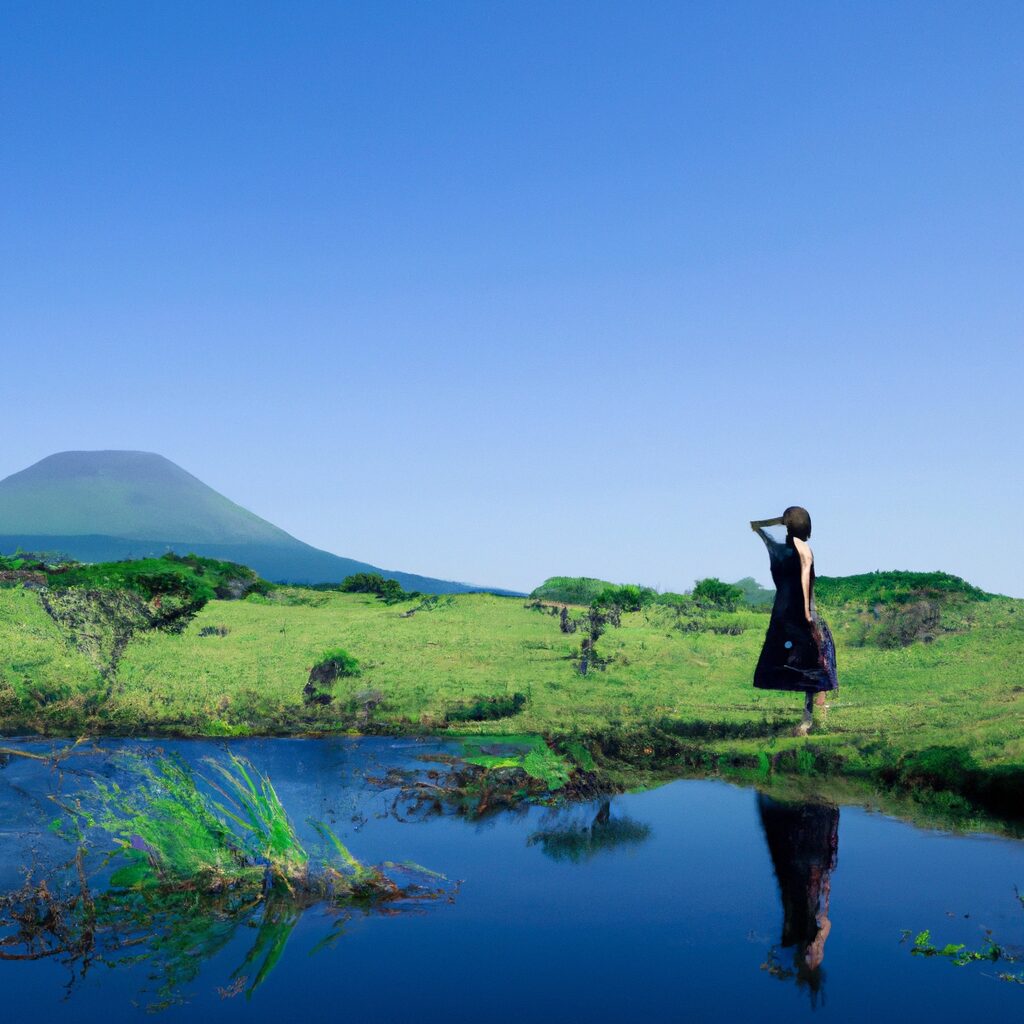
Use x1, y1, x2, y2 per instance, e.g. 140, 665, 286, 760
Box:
783, 506, 812, 540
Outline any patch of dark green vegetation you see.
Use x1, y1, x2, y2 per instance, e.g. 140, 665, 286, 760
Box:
690, 577, 744, 612
592, 583, 658, 611
304, 647, 361, 705
815, 570, 992, 605
530, 576, 618, 604
444, 692, 527, 723
198, 625, 229, 637
338, 572, 419, 605
48, 552, 270, 605
878, 746, 1024, 822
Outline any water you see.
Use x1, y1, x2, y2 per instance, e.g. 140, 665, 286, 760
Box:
1, 737, 1022, 1021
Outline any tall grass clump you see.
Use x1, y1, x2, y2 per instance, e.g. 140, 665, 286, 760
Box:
0, 751, 451, 1008
58, 753, 404, 899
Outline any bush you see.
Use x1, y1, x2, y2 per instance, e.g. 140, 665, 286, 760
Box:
313, 648, 361, 678
444, 692, 527, 723
592, 584, 657, 612
44, 553, 270, 610
529, 577, 616, 605
815, 571, 990, 606
339, 573, 414, 605
692, 578, 743, 612
304, 648, 361, 705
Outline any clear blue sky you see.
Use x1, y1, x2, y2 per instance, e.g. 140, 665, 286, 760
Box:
2, 2, 1022, 596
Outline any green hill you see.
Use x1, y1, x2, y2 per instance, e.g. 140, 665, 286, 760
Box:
0, 451, 515, 594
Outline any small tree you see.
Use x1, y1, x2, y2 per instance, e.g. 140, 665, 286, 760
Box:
692, 577, 743, 612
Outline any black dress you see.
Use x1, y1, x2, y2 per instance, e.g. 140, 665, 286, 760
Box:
754, 534, 838, 693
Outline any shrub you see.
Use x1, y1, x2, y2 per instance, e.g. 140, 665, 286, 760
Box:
815, 571, 990, 606
592, 584, 657, 612
339, 573, 414, 605
313, 648, 361, 677
692, 578, 743, 612
444, 692, 527, 723
529, 577, 616, 605
304, 647, 361, 705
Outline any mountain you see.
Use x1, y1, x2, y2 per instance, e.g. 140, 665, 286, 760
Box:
0, 451, 515, 594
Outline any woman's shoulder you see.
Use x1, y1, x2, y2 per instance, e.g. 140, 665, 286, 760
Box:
791, 537, 814, 563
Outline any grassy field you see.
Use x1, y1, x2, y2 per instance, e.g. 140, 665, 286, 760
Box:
2, 575, 1023, 818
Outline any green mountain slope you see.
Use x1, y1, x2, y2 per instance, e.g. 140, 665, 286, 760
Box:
0, 452, 515, 594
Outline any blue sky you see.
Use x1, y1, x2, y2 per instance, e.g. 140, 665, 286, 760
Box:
2, 1, 1022, 595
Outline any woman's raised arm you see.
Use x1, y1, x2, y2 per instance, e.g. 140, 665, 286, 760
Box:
750, 516, 784, 550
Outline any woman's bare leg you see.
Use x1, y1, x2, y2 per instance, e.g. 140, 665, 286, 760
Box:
796, 692, 814, 735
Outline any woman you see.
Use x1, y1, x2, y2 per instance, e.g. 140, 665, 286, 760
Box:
750, 506, 837, 734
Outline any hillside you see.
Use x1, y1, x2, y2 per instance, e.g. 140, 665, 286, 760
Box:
0, 451, 514, 593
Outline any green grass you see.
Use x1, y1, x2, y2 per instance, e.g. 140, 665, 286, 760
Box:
2, 576, 1023, 812
0, 585, 104, 721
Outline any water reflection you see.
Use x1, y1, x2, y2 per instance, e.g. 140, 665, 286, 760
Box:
757, 793, 839, 1004
527, 800, 652, 862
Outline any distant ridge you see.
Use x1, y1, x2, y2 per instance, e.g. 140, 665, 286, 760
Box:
0, 451, 517, 594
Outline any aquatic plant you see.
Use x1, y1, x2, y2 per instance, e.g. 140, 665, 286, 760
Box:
0, 751, 453, 1009
908, 928, 1003, 966
904, 893, 1023, 983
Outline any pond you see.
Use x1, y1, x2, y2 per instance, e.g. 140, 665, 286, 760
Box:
1, 737, 1021, 1020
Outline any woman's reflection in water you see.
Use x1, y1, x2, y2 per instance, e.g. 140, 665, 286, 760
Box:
757, 794, 838, 1004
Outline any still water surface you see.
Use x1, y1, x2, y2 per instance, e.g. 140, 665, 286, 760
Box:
1, 737, 1021, 1021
